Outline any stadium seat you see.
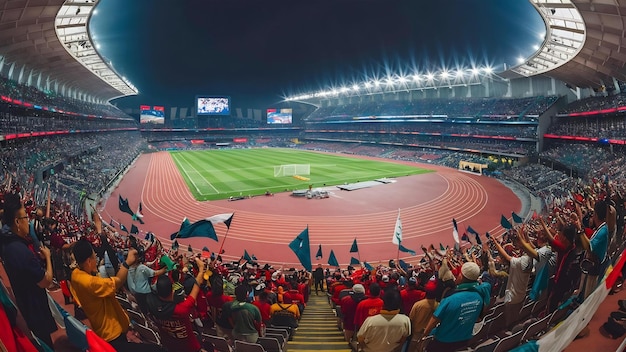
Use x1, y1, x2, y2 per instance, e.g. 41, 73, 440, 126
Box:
126, 308, 147, 327
235, 340, 267, 352
201, 333, 233, 352
259, 335, 285, 352
521, 313, 551, 342
492, 330, 523, 352
132, 322, 161, 346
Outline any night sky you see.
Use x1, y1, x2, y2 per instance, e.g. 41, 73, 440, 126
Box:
90, 0, 545, 111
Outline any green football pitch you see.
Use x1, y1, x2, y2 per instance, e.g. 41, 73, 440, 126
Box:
170, 148, 432, 201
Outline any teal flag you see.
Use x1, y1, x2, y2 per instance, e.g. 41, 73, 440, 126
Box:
328, 250, 339, 267
350, 238, 359, 253
289, 227, 312, 271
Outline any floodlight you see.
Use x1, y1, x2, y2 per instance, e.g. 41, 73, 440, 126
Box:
533, 44, 540, 51
471, 68, 480, 75
398, 76, 407, 83
455, 70, 464, 78
517, 57, 525, 64
352, 84, 360, 90
413, 74, 421, 81
483, 66, 493, 74
364, 82, 372, 88
373, 80, 380, 86
440, 71, 449, 79
340, 87, 349, 92
426, 73, 435, 80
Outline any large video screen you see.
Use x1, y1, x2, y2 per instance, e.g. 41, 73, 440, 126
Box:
196, 96, 230, 116
140, 105, 165, 124
267, 108, 292, 124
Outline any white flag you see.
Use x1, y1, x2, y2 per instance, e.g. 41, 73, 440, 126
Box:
392, 209, 402, 245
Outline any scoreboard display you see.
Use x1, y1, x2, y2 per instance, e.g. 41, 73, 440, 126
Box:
140, 105, 165, 124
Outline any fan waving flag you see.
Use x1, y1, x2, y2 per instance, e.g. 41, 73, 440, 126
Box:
243, 250, 253, 262
328, 250, 339, 267
399, 243, 416, 255
289, 227, 312, 271
315, 244, 323, 260
500, 215, 513, 230
171, 217, 218, 241
392, 209, 402, 245
207, 213, 234, 229
118, 195, 134, 217
350, 238, 359, 253
511, 212, 524, 224
452, 218, 460, 244
466, 226, 481, 245
131, 225, 139, 235
350, 257, 360, 265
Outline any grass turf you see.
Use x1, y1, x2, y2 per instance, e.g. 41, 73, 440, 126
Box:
170, 148, 432, 201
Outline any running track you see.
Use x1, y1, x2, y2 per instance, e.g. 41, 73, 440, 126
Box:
102, 151, 521, 268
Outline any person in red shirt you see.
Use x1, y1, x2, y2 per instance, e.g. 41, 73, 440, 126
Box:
400, 277, 426, 315
206, 277, 234, 340
354, 282, 383, 332
284, 280, 306, 314
253, 290, 272, 325
147, 257, 208, 352
340, 284, 367, 342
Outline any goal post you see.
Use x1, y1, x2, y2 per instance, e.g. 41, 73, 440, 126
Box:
273, 164, 310, 177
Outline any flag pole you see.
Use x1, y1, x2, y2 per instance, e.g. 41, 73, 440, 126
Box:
217, 227, 231, 258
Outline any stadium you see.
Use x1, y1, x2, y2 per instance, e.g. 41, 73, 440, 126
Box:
1, 0, 626, 351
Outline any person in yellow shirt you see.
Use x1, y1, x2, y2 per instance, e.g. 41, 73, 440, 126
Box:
70, 213, 166, 352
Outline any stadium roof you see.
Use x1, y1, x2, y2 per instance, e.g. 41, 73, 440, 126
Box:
0, 0, 137, 102
501, 0, 626, 88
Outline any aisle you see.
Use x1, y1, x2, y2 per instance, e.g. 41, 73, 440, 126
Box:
287, 293, 351, 352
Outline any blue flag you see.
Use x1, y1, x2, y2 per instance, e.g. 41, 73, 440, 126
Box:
120, 223, 129, 234
350, 238, 359, 253
118, 195, 134, 217
501, 215, 512, 230
399, 243, 416, 256
243, 250, 252, 262
328, 250, 339, 267
315, 244, 323, 260
398, 259, 409, 270
289, 227, 312, 271
171, 218, 218, 241
512, 212, 524, 224
350, 257, 360, 265
364, 262, 374, 271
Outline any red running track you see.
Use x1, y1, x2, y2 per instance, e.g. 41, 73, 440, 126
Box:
102, 151, 521, 268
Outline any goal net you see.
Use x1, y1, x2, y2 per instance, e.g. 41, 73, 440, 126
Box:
273, 164, 310, 177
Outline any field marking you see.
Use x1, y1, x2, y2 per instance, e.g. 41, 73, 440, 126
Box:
172, 154, 205, 195
176, 153, 220, 195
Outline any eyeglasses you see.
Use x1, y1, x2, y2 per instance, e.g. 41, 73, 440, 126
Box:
17, 216, 28, 221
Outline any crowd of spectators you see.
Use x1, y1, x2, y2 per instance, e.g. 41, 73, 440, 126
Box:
306, 96, 557, 122
0, 105, 137, 134
547, 114, 626, 139
0, 83, 625, 350
305, 132, 534, 156
0, 76, 131, 119
0, 127, 623, 351
306, 120, 538, 139
558, 92, 626, 114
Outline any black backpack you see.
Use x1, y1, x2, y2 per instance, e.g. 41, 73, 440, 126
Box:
270, 303, 298, 328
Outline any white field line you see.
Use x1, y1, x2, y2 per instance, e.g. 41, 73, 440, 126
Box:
177, 153, 220, 195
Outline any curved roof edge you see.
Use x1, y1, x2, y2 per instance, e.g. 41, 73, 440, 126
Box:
502, 0, 626, 89
0, 0, 135, 102
55, 0, 138, 99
